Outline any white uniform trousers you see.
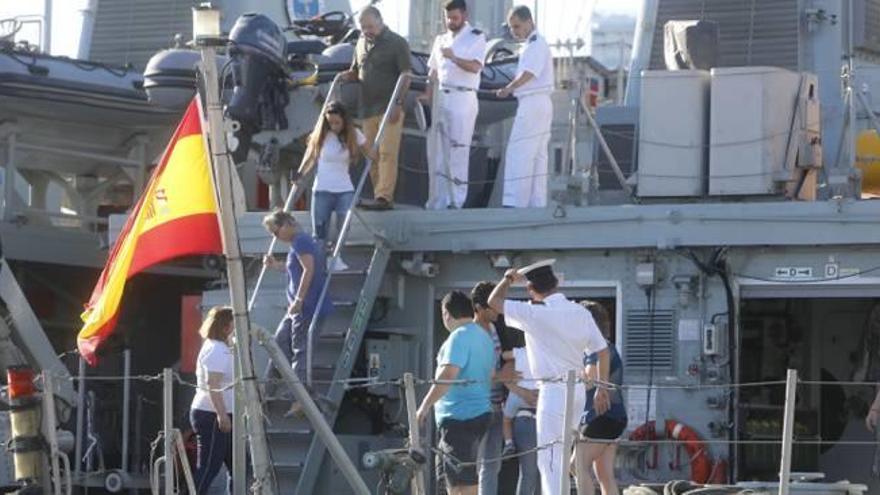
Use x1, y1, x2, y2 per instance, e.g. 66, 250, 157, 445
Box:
426, 90, 478, 209
536, 382, 585, 495
502, 93, 553, 208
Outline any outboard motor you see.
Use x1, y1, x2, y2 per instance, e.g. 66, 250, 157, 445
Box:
226, 13, 289, 163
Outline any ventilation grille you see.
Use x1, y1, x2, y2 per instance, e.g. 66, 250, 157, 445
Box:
624, 309, 675, 371
649, 0, 800, 71
89, 0, 198, 70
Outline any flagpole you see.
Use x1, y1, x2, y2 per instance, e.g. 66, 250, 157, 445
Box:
197, 44, 274, 494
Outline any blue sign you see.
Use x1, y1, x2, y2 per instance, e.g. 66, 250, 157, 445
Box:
288, 0, 322, 20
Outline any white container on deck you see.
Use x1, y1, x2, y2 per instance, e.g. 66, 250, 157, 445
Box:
638, 70, 710, 197
709, 66, 801, 195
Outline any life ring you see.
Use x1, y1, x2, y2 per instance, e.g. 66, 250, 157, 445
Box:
628, 420, 659, 469
666, 419, 712, 484
629, 419, 723, 484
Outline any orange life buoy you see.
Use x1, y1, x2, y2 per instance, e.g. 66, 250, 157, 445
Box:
665, 419, 712, 484
629, 419, 726, 484
628, 421, 659, 469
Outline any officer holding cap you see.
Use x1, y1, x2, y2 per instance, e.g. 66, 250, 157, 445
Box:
421, 0, 486, 210
487, 259, 610, 495
497, 5, 555, 208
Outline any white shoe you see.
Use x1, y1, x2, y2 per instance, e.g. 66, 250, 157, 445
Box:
330, 257, 349, 272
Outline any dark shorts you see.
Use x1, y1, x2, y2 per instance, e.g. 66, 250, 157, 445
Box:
579, 415, 627, 441
436, 412, 491, 487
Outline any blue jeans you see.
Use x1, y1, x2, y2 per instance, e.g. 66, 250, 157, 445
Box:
190, 409, 232, 494
271, 313, 312, 383
478, 409, 504, 494
311, 190, 354, 243
513, 415, 539, 495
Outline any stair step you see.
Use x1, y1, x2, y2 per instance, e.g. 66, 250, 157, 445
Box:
321, 329, 347, 340
266, 426, 311, 435
328, 268, 368, 277
273, 459, 305, 470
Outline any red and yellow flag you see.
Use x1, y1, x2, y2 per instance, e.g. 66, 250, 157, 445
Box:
78, 99, 223, 364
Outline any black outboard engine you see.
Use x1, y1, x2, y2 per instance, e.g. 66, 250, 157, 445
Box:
226, 13, 289, 163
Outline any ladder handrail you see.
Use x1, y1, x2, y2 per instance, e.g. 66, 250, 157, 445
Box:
305, 73, 425, 385
248, 74, 345, 312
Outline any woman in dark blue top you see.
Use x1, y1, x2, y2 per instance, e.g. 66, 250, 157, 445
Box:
575, 300, 627, 495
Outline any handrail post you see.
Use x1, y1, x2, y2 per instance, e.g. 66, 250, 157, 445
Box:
162, 368, 173, 495
559, 370, 577, 495
121, 348, 131, 473
41, 371, 62, 495
305, 72, 411, 386
73, 357, 85, 483
403, 373, 426, 495
778, 369, 798, 495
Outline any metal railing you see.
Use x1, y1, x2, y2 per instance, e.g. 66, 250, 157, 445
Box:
304, 72, 419, 385
247, 74, 344, 312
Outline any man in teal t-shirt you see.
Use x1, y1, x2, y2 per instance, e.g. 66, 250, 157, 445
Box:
417, 290, 494, 494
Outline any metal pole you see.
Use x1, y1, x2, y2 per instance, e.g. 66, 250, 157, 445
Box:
248, 75, 343, 312
778, 369, 798, 495
42, 371, 62, 495
306, 73, 411, 385
162, 368, 173, 495
73, 357, 85, 483
198, 44, 274, 493
173, 430, 197, 494
580, 99, 638, 201
5, 132, 16, 221
42, 0, 52, 53
559, 369, 577, 495
133, 395, 143, 477
857, 89, 880, 136
617, 41, 625, 105
253, 326, 371, 495
121, 348, 131, 474
403, 373, 426, 495
85, 390, 95, 473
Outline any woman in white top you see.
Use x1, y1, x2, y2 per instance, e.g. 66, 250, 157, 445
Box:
190, 306, 235, 494
297, 101, 374, 270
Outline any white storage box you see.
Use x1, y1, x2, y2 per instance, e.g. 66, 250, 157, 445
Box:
709, 66, 801, 195
638, 70, 710, 197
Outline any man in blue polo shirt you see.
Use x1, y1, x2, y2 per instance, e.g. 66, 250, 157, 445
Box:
262, 209, 334, 415
417, 291, 495, 495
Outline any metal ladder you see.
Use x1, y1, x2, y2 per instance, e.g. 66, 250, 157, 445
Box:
249, 74, 415, 492
260, 242, 390, 492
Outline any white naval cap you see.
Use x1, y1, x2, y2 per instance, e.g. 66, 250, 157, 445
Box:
517, 258, 556, 283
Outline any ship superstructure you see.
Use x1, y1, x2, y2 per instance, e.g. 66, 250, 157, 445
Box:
2, 0, 880, 494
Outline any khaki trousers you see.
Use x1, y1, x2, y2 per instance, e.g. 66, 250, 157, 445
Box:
362, 113, 404, 202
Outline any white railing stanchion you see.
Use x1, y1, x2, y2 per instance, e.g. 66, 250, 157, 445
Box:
778, 369, 798, 495
559, 370, 577, 495
162, 368, 173, 495
404, 373, 426, 495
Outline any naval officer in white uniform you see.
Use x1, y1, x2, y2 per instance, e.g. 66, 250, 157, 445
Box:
496, 6, 555, 208
421, 0, 486, 210
488, 259, 611, 495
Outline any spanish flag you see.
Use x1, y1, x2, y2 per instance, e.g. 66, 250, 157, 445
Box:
78, 99, 223, 364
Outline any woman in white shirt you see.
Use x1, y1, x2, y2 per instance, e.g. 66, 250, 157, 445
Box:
297, 101, 374, 270
190, 306, 235, 494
